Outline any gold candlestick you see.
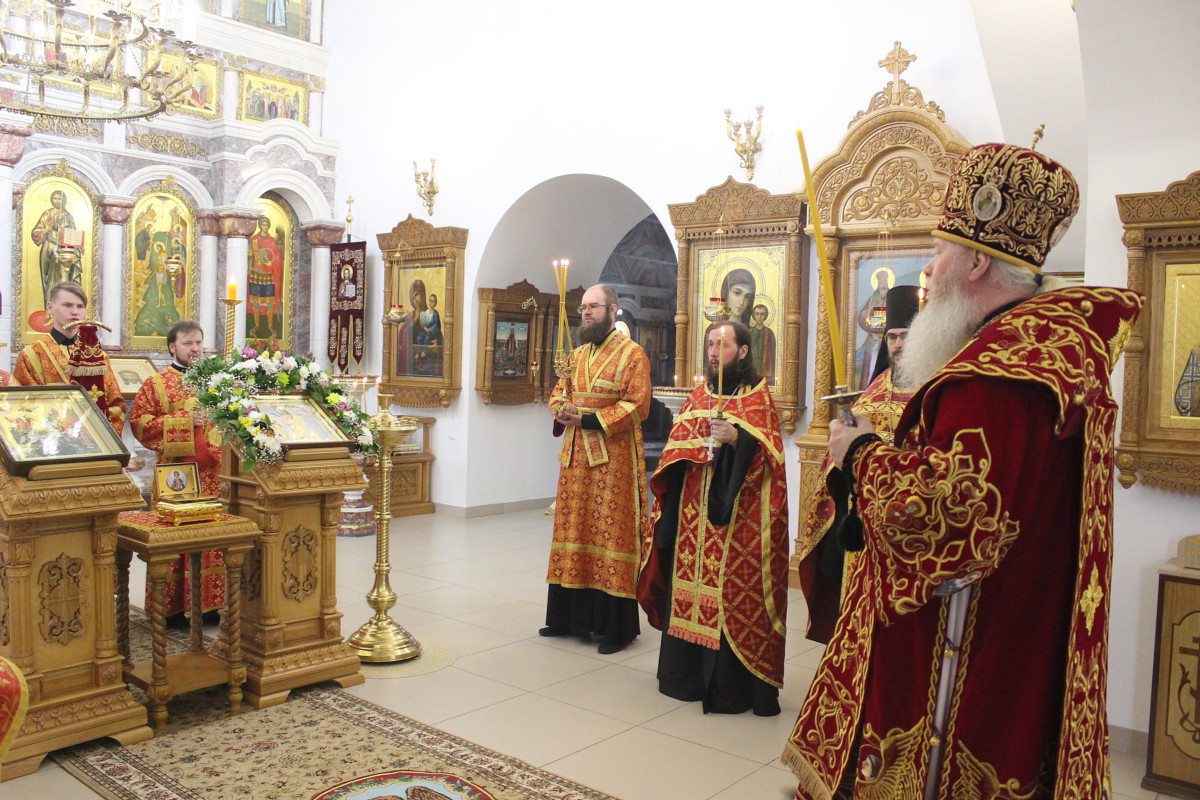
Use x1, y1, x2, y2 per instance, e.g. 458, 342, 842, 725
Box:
348, 395, 421, 662
220, 297, 242, 357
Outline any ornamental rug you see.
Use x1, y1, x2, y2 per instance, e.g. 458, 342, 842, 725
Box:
51, 613, 617, 800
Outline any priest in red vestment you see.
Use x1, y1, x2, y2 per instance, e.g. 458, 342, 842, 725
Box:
131, 320, 226, 623
544, 284, 651, 655
13, 281, 124, 431
796, 285, 919, 645
784, 142, 1143, 799
637, 320, 789, 715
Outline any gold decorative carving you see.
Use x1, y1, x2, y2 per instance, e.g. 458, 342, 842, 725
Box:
851, 41, 946, 125
667, 177, 807, 434
31, 114, 100, 138
128, 131, 208, 158
1116, 170, 1200, 495
280, 525, 318, 601
379, 215, 468, 408
843, 156, 946, 222
475, 280, 555, 406
38, 552, 86, 645
248, 640, 359, 675
20, 687, 142, 734
0, 550, 9, 646
0, 469, 143, 516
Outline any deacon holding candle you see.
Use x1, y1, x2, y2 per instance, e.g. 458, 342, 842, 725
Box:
636, 319, 789, 715
542, 283, 651, 655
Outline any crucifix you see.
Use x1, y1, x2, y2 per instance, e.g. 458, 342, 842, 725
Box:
879, 41, 917, 104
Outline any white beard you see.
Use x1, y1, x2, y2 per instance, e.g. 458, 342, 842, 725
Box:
893, 274, 984, 390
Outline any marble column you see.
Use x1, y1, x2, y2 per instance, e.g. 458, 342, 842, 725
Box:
302, 221, 344, 370
98, 198, 134, 348
198, 212, 220, 345
217, 209, 261, 354
0, 123, 31, 373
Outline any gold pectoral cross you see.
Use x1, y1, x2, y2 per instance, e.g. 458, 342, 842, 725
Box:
87, 384, 103, 403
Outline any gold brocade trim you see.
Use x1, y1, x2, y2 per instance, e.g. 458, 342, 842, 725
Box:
549, 542, 639, 563
162, 415, 197, 458
947, 741, 1040, 800
860, 428, 1020, 618
1078, 566, 1102, 634
1107, 317, 1131, 369
857, 720, 928, 800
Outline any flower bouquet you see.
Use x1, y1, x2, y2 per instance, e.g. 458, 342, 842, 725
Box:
184, 346, 378, 468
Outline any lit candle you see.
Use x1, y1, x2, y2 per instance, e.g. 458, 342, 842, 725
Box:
918, 287, 927, 312
227, 282, 237, 302
717, 325, 726, 401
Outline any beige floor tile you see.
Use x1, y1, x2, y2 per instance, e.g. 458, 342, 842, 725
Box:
2, 758, 106, 798
1110, 749, 1157, 799
465, 543, 552, 572
536, 663, 688, 724
708, 763, 799, 800
397, 584, 511, 618
467, 571, 552, 605
545, 727, 761, 800
779, 663, 818, 714
456, 600, 546, 638
616, 644, 663, 675
409, 558, 509, 584
437, 693, 631, 766
404, 616, 521, 657
343, 665, 524, 723
454, 639, 607, 691
784, 630, 824, 660
787, 640, 827, 670
642, 702, 801, 764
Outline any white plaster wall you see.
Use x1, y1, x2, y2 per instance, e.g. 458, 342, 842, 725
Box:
320, 0, 1200, 740
324, 0, 1001, 515
1077, 0, 1200, 735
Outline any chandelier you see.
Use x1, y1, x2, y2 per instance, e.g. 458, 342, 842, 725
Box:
0, 0, 197, 122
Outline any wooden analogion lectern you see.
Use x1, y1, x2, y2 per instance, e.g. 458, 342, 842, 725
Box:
0, 386, 151, 779
222, 393, 366, 708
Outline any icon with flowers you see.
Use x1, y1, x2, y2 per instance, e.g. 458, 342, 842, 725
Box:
184, 346, 378, 468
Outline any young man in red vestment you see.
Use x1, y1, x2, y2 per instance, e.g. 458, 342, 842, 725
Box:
13, 281, 125, 431
131, 320, 226, 625
637, 320, 789, 715
783, 143, 1143, 799
796, 285, 920, 645
544, 284, 651, 655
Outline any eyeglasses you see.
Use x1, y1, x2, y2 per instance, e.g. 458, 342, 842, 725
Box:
885, 330, 909, 343
577, 303, 611, 314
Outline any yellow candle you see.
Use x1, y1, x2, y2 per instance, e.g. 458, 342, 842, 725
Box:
717, 326, 725, 401
227, 282, 237, 302
796, 129, 846, 388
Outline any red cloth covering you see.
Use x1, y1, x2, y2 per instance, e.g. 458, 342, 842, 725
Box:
131, 368, 226, 615
0, 369, 10, 386
546, 331, 651, 598
13, 333, 125, 431
0, 655, 28, 761
795, 368, 913, 644
638, 378, 789, 687
784, 287, 1143, 800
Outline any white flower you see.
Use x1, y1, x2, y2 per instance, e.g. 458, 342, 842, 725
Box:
247, 410, 263, 422
232, 360, 257, 372
315, 372, 330, 387
356, 430, 374, 446
281, 356, 298, 371
298, 365, 311, 379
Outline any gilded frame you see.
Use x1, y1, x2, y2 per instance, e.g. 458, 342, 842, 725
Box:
158, 52, 222, 119
475, 280, 553, 405
123, 178, 200, 351
667, 177, 807, 434
109, 355, 159, 400
253, 393, 350, 451
153, 461, 201, 504
245, 195, 296, 352
1116, 170, 1200, 494
378, 215, 467, 408
0, 385, 130, 477
237, 68, 308, 125
13, 159, 101, 350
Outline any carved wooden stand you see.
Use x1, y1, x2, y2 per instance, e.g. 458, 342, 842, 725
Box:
0, 468, 152, 780
223, 444, 366, 708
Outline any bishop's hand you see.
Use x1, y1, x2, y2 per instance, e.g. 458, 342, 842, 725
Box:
829, 415, 875, 467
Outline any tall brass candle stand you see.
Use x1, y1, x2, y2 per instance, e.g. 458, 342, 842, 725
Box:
220, 296, 241, 356
348, 396, 421, 662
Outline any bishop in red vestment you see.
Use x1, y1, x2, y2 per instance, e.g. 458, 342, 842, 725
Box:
785, 143, 1143, 799
638, 320, 788, 715
131, 321, 226, 619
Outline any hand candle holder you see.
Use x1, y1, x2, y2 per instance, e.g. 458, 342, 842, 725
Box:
347, 395, 422, 662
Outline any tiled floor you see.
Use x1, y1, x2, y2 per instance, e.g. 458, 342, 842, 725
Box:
8, 509, 1166, 799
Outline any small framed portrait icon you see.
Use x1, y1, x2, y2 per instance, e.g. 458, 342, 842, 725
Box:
154, 461, 200, 504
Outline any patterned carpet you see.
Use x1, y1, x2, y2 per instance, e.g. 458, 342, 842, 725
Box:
52, 613, 619, 800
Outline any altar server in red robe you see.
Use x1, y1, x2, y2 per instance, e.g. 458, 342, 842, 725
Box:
638, 319, 788, 715
796, 285, 920, 645
131, 320, 226, 624
784, 142, 1143, 799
